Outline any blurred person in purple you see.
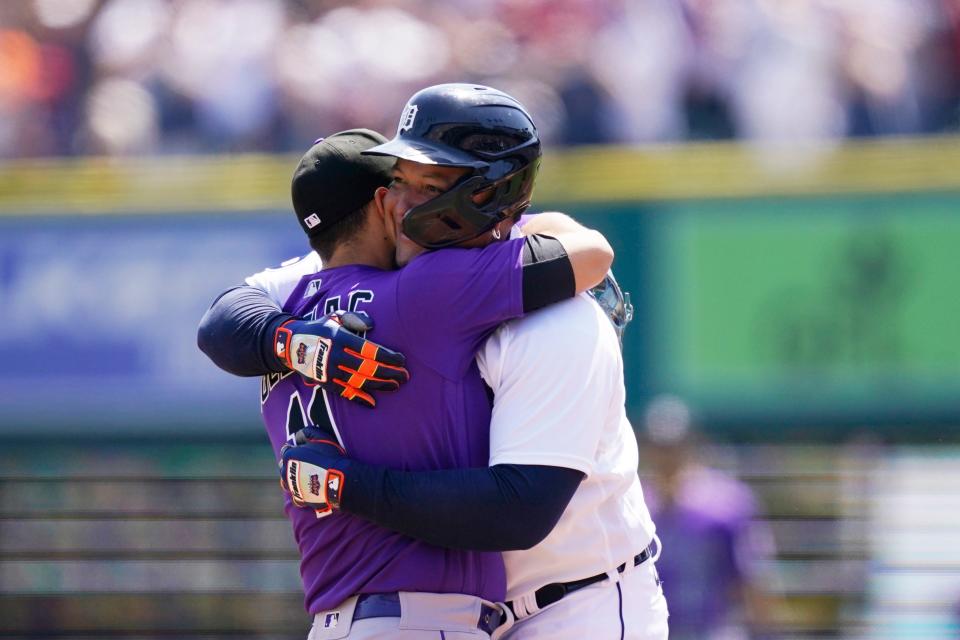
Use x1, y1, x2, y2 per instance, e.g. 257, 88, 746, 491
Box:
640, 396, 782, 640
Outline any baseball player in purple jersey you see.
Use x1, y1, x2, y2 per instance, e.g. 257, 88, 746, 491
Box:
642, 405, 780, 640
198, 86, 613, 639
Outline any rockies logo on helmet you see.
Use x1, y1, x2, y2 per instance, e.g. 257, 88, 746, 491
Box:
363, 83, 541, 249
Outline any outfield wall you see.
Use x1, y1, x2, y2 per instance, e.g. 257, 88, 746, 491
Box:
2, 137, 959, 437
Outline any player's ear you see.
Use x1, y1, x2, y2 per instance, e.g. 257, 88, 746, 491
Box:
494, 218, 513, 241
373, 186, 390, 219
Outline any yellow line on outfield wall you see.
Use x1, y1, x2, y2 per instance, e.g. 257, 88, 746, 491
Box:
0, 136, 958, 215
537, 136, 960, 202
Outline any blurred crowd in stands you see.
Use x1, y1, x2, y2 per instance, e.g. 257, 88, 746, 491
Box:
1, 0, 959, 158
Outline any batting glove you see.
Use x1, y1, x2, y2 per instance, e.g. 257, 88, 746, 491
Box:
274, 311, 410, 408
280, 427, 347, 518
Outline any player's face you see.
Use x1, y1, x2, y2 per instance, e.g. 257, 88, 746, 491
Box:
384, 159, 470, 266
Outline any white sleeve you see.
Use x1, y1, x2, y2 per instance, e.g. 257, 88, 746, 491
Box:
478, 295, 617, 477
244, 252, 323, 306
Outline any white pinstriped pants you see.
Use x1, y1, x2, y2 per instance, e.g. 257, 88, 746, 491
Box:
502, 562, 669, 640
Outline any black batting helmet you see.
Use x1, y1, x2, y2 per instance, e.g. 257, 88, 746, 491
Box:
364, 83, 541, 249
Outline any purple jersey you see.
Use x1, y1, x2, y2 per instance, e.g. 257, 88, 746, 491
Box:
260, 239, 525, 613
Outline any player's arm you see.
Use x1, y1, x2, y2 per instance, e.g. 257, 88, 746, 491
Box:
198, 254, 321, 376
399, 218, 611, 380
197, 286, 409, 407
280, 430, 583, 551
521, 211, 613, 296
197, 285, 292, 376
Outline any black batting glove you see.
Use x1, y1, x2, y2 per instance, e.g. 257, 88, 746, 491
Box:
274, 311, 410, 408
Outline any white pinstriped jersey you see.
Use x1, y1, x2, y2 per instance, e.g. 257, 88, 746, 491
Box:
477, 293, 657, 600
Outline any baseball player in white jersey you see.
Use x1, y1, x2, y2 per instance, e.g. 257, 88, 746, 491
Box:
475, 257, 667, 639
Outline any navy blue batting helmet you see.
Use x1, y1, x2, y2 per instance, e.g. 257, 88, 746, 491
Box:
364, 83, 541, 249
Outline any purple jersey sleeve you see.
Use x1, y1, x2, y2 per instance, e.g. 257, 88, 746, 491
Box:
396, 238, 525, 378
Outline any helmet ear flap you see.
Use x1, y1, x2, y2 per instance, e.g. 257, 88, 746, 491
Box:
400, 158, 540, 249
477, 169, 529, 218
484, 156, 539, 221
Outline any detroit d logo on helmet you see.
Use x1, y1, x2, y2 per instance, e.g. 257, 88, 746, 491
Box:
398, 104, 418, 133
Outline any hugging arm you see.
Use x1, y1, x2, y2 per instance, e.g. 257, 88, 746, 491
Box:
523, 211, 613, 297
197, 285, 292, 376
198, 225, 604, 380
345, 462, 583, 550
282, 434, 583, 551
197, 286, 408, 407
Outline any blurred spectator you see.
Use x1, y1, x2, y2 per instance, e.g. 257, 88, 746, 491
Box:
953, 592, 960, 638
0, 0, 958, 159
641, 395, 784, 640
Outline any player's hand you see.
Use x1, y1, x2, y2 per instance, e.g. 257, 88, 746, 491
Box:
280, 427, 347, 518
274, 311, 410, 408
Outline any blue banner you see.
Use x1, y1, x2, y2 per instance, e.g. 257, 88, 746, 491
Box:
0, 213, 309, 434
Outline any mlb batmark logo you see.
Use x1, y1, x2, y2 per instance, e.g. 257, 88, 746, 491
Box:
306, 279, 323, 295
399, 104, 418, 132
304, 213, 321, 229
324, 612, 339, 628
